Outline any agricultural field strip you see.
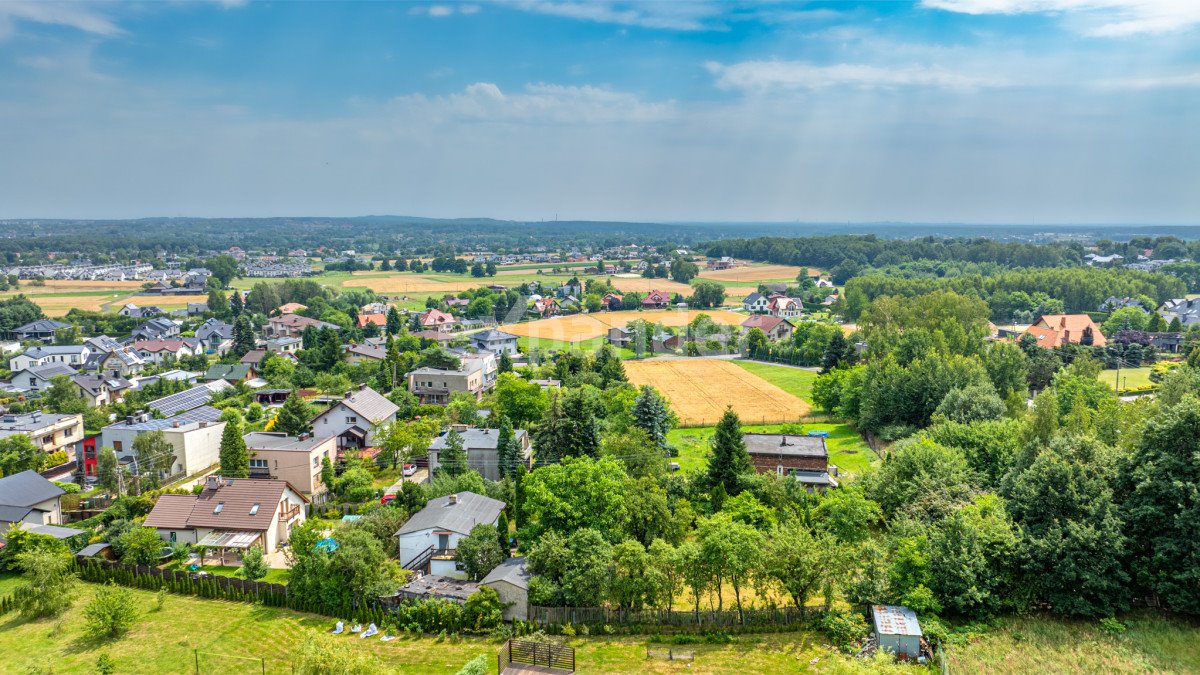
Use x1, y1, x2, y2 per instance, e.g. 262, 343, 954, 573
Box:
624, 359, 810, 426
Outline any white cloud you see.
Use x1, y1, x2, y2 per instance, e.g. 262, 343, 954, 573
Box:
409, 4, 480, 18
514, 1, 718, 31
379, 81, 675, 125
0, 1, 123, 40
706, 60, 1005, 91
922, 0, 1200, 36
1096, 71, 1200, 89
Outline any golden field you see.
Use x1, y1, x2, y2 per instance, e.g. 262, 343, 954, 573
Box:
623, 358, 811, 426
501, 309, 746, 342
697, 263, 813, 282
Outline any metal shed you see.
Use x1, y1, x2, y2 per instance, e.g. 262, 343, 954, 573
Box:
871, 605, 922, 659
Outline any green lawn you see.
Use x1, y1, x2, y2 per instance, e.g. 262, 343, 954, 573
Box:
667, 421, 877, 480
518, 335, 637, 359
0, 584, 894, 674
944, 613, 1200, 674
199, 565, 292, 585
730, 360, 819, 402
1097, 366, 1155, 392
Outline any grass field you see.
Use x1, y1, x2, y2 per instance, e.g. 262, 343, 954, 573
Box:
0, 583, 893, 674
625, 359, 810, 427
1097, 366, 1155, 392
731, 361, 820, 402
668, 421, 876, 478
943, 613, 1200, 674
501, 309, 746, 343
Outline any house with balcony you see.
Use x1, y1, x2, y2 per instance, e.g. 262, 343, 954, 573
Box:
0, 411, 84, 459
242, 432, 338, 495
396, 491, 505, 577
407, 353, 496, 405
141, 476, 308, 555
428, 427, 531, 481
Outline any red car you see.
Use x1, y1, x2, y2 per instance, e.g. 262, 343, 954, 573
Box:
380, 493, 397, 505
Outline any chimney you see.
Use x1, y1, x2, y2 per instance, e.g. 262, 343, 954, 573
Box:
448, 494, 458, 506
205, 475, 224, 490
126, 415, 135, 425
199, 421, 208, 428
171, 421, 180, 428
359, 382, 368, 391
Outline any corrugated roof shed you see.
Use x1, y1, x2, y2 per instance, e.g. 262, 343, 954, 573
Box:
872, 605, 922, 637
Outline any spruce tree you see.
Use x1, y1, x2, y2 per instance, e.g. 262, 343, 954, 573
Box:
822, 332, 849, 373
1168, 316, 1183, 332
229, 291, 244, 317
232, 315, 256, 357
275, 393, 312, 436
631, 385, 672, 450
438, 430, 468, 477
498, 350, 513, 373
561, 391, 601, 458
496, 512, 510, 553
386, 307, 402, 335
219, 417, 249, 478
707, 406, 751, 495
496, 415, 520, 478
531, 393, 569, 465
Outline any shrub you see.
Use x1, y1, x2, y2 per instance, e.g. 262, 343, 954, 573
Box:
83, 582, 139, 639
455, 655, 489, 675
817, 608, 868, 653
1099, 617, 1127, 635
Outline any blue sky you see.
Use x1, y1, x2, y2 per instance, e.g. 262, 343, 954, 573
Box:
0, 1, 1198, 223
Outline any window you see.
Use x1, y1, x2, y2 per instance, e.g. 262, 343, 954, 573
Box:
346, 416, 357, 424
312, 456, 320, 468
249, 503, 260, 516
213, 502, 224, 514
250, 459, 268, 469
113, 441, 122, 452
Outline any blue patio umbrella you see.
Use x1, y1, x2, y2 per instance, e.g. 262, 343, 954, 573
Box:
315, 538, 339, 553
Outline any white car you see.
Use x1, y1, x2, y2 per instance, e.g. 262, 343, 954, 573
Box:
402, 464, 417, 477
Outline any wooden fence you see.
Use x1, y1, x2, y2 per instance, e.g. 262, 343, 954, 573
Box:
529, 605, 819, 629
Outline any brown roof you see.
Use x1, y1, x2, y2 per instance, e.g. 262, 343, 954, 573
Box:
1023, 314, 1106, 348
270, 313, 327, 329
143, 493, 199, 529
413, 330, 454, 341
132, 340, 190, 353
420, 309, 455, 327
143, 478, 309, 532
741, 315, 791, 332
240, 349, 268, 365
356, 313, 387, 328
277, 302, 307, 314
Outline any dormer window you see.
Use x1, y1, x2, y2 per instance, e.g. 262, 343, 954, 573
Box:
213, 502, 224, 514
249, 503, 260, 516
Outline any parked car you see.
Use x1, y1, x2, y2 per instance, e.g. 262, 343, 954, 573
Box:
402, 464, 417, 477
380, 493, 396, 505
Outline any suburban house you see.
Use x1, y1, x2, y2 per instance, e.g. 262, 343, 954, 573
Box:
242, 432, 338, 495
740, 315, 795, 342
417, 308, 457, 332
265, 336, 302, 355
7, 363, 78, 393
407, 355, 495, 405
480, 556, 532, 621
469, 329, 520, 357
310, 385, 399, 449
142, 476, 307, 555
396, 491, 505, 576
1022, 314, 1107, 348
267, 313, 339, 338
530, 297, 559, 317
742, 292, 770, 313
767, 295, 803, 319
427, 428, 531, 481
72, 373, 132, 407
239, 349, 271, 368
344, 343, 386, 365
277, 302, 307, 314
131, 317, 181, 342
0, 470, 65, 528
204, 363, 256, 383
1151, 332, 1185, 353
743, 433, 838, 491
10, 319, 70, 343
607, 327, 633, 349
707, 256, 736, 270
356, 313, 388, 329
9, 345, 90, 371
641, 289, 672, 309
132, 339, 201, 365
194, 318, 235, 353
1159, 298, 1200, 327
101, 407, 226, 478
93, 347, 146, 378
601, 293, 624, 311
119, 304, 164, 319
0, 411, 84, 458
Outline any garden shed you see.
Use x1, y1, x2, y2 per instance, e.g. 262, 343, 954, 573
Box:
871, 605, 922, 659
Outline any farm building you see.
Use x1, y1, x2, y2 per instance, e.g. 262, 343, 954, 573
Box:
872, 605, 923, 660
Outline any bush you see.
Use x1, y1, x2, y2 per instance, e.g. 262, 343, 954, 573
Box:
83, 582, 139, 639
817, 608, 868, 653
455, 655, 489, 675
1099, 617, 1127, 635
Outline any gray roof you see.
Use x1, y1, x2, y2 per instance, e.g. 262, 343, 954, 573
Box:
872, 605, 922, 637
429, 428, 527, 452
0, 412, 78, 433
73, 374, 132, 396
480, 556, 531, 590
103, 405, 223, 432
396, 491, 505, 537
147, 381, 231, 416
19, 363, 78, 380
77, 542, 112, 557
744, 292, 764, 303
0, 504, 33, 522
19, 345, 87, 359
195, 319, 234, 340
14, 319, 69, 334
338, 386, 399, 423
0, 470, 65, 508
27, 524, 84, 539
471, 329, 519, 343
743, 434, 827, 459
243, 432, 334, 452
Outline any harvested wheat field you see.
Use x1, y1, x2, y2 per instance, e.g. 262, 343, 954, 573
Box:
6, 294, 123, 316
8, 280, 146, 293
624, 359, 811, 427
341, 275, 483, 294
501, 309, 745, 342
698, 263, 814, 282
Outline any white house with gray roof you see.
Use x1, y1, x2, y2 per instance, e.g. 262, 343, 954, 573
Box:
481, 557, 531, 621
396, 491, 505, 577
311, 384, 399, 449
428, 428, 531, 481
469, 329, 520, 357
0, 470, 65, 528
101, 406, 225, 479
9, 345, 90, 372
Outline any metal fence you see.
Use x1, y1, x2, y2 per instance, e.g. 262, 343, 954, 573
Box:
498, 639, 575, 673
